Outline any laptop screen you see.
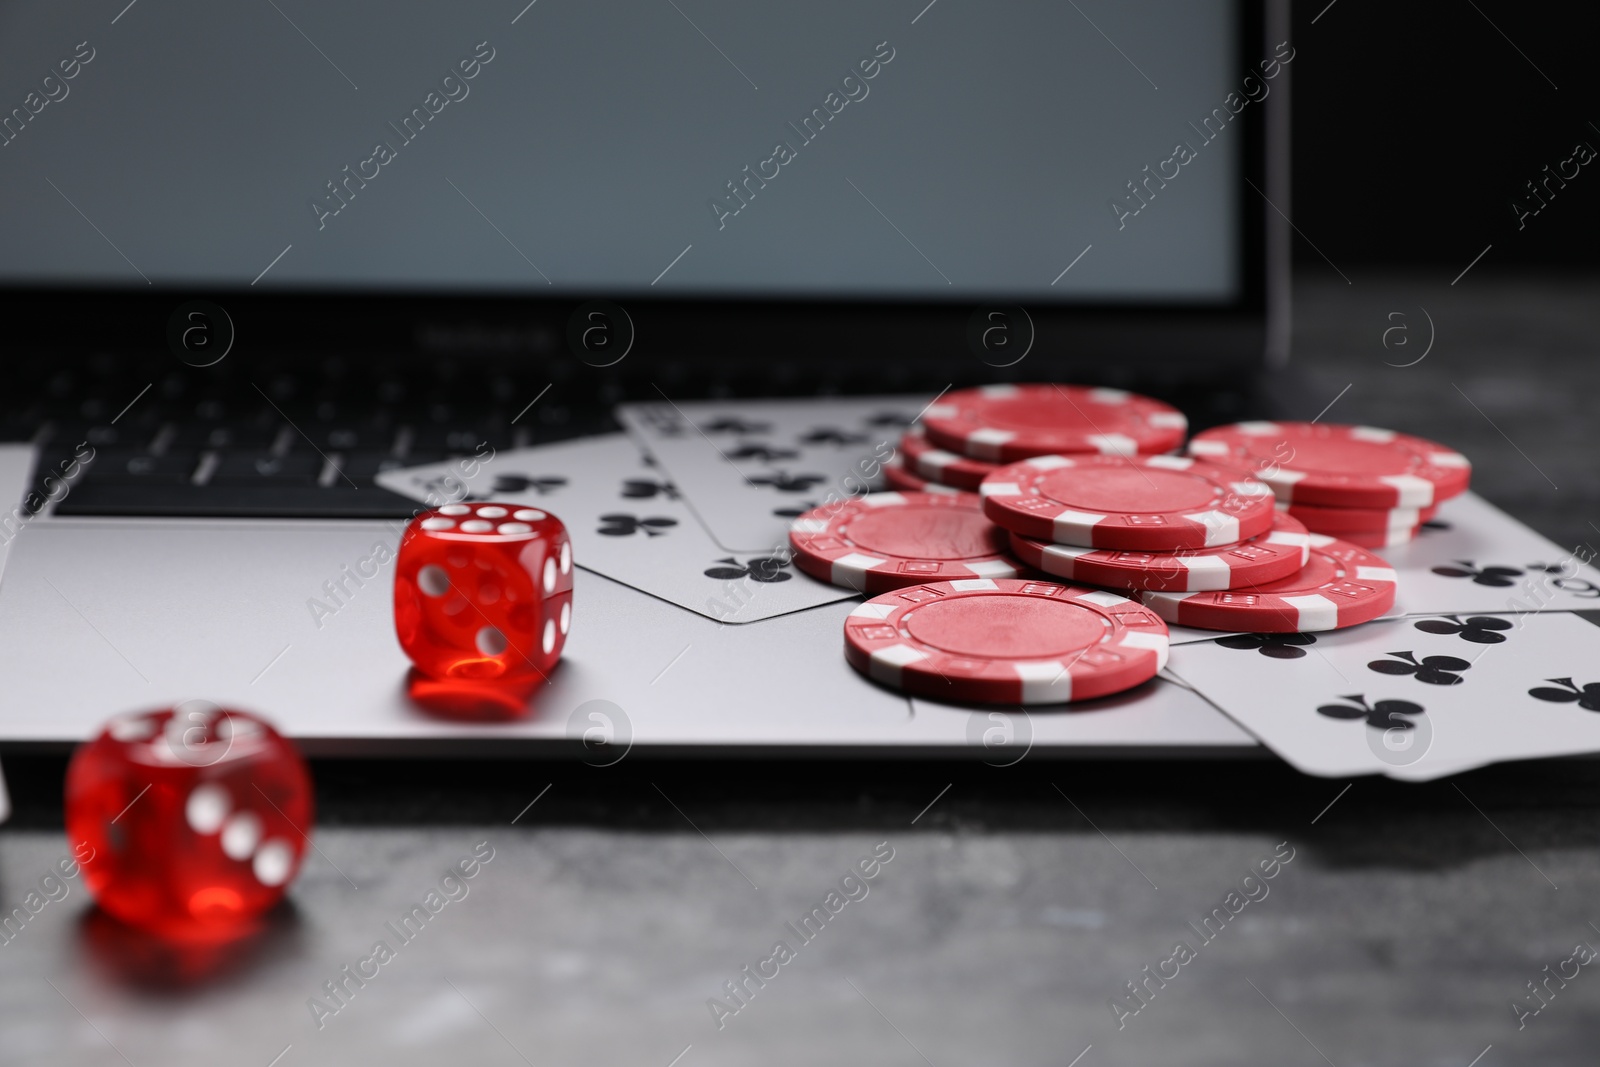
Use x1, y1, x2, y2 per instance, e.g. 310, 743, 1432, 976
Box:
0, 0, 1251, 303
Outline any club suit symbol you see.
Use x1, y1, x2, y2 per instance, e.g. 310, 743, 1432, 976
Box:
1216, 632, 1318, 659
492, 474, 567, 495
704, 557, 791, 583
725, 444, 799, 463
699, 417, 772, 435
1317, 694, 1426, 729
1367, 651, 1471, 686
1412, 615, 1513, 644
1431, 561, 1523, 587
620, 478, 678, 500
748, 470, 827, 493
1529, 678, 1600, 712
799, 427, 868, 447
596, 514, 677, 537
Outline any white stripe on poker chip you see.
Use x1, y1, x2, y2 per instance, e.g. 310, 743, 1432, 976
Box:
1119, 629, 1170, 670
980, 481, 1022, 497
1235, 421, 1281, 435
1266, 529, 1313, 559
1146, 454, 1196, 471
1050, 509, 1108, 543
980, 383, 1020, 397
1357, 566, 1398, 582
791, 518, 829, 534
1040, 543, 1091, 574
1283, 593, 1338, 630
1351, 426, 1397, 442
949, 577, 1001, 591
1089, 387, 1130, 403
862, 493, 907, 507
1180, 556, 1233, 587
1186, 439, 1229, 457
1088, 432, 1139, 455
919, 449, 965, 473
1380, 473, 1435, 506
1026, 454, 1074, 471
831, 552, 887, 587
969, 428, 1016, 457
868, 643, 926, 684
1433, 451, 1470, 468
1264, 468, 1307, 492
849, 602, 897, 621
924, 404, 957, 419
1150, 412, 1188, 428
1014, 661, 1071, 703
967, 558, 1019, 578
1077, 589, 1131, 608
1188, 510, 1240, 546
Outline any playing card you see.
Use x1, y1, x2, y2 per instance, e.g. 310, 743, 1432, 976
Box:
1379, 491, 1600, 616
615, 395, 928, 552
1167, 610, 1600, 780
377, 433, 857, 624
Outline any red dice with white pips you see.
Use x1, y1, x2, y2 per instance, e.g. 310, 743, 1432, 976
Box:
394, 502, 573, 683
64, 703, 312, 939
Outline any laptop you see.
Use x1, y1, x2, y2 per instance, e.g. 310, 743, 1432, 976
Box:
0, 0, 1289, 757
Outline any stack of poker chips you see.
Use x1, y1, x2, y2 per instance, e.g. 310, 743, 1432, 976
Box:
1185, 422, 1472, 549
798, 389, 1471, 705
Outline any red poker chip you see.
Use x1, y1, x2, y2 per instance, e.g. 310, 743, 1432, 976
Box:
843, 578, 1169, 704
1337, 525, 1422, 550
1279, 499, 1438, 533
1187, 422, 1470, 508
979, 454, 1276, 551
884, 459, 963, 495
789, 492, 1021, 594
899, 426, 999, 490
1007, 512, 1311, 592
1136, 533, 1397, 632
921, 384, 1187, 462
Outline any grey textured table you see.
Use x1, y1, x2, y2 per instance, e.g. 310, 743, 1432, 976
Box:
5, 272, 1600, 1066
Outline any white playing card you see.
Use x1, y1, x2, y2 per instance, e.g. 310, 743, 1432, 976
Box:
1379, 491, 1600, 616
616, 395, 929, 552
377, 433, 857, 624
1168, 610, 1600, 780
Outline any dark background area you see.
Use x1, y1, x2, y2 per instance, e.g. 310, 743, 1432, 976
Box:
1290, 0, 1599, 269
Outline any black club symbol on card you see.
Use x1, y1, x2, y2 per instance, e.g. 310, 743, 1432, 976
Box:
597, 513, 677, 537
492, 474, 568, 495
1317, 694, 1426, 730
726, 444, 800, 463
1431, 561, 1523, 587
772, 500, 818, 520
1216, 632, 1319, 659
1368, 651, 1471, 685
749, 471, 828, 493
1412, 615, 1514, 644
1525, 562, 1600, 598
704, 557, 792, 583
620, 478, 678, 500
1529, 677, 1600, 712
800, 427, 869, 447
866, 411, 914, 428
700, 417, 772, 435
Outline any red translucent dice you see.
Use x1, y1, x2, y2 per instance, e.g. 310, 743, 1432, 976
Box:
64, 703, 313, 940
394, 502, 573, 682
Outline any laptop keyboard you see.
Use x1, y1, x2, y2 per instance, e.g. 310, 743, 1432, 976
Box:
5, 353, 1258, 520
9, 356, 617, 519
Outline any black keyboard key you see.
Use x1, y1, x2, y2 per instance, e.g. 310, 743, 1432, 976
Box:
211, 452, 325, 485
86, 450, 198, 484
